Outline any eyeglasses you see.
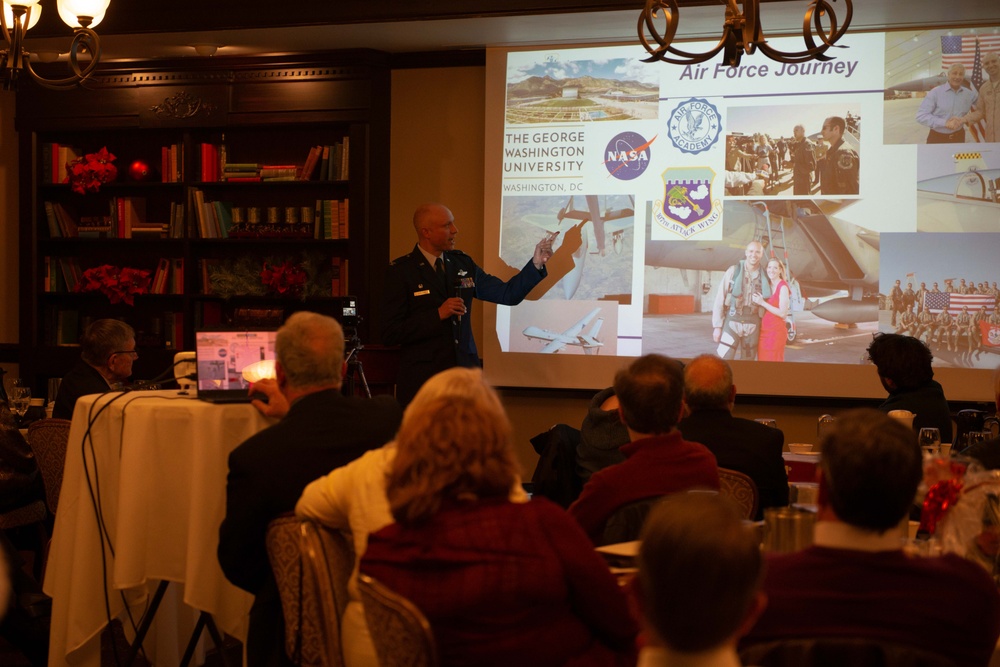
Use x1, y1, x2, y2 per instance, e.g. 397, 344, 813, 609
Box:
110, 350, 138, 359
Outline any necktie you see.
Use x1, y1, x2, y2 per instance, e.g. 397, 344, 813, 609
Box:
435, 257, 446, 287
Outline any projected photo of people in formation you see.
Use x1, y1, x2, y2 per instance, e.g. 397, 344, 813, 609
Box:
491, 26, 1000, 376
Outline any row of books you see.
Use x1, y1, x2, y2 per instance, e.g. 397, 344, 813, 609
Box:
161, 143, 185, 183
300, 140, 350, 181
44, 256, 82, 293
41, 143, 81, 184
189, 187, 234, 239
317, 199, 349, 240
44, 309, 185, 349
150, 258, 185, 294
331, 257, 349, 297
44, 198, 174, 239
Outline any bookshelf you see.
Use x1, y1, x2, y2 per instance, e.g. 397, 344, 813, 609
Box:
15, 51, 390, 390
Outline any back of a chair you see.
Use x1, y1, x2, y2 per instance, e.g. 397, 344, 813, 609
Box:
358, 573, 438, 667
718, 467, 759, 520
27, 418, 71, 515
740, 638, 958, 667
300, 519, 354, 667
601, 496, 663, 546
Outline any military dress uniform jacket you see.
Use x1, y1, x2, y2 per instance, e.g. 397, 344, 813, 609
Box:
819, 139, 859, 195
382, 245, 546, 406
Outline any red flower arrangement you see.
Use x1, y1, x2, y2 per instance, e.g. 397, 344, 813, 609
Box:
75, 264, 151, 305
261, 260, 307, 297
67, 147, 118, 195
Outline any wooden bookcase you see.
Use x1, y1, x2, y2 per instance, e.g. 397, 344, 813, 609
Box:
15, 51, 390, 391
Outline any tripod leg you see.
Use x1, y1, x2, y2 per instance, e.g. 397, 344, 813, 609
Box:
355, 361, 372, 398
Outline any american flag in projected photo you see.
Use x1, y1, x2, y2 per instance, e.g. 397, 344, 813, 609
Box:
941, 35, 1000, 71
923, 291, 996, 316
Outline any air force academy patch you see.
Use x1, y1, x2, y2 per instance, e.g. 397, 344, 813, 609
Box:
667, 98, 721, 155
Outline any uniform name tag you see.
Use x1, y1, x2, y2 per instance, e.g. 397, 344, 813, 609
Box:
414, 289, 430, 296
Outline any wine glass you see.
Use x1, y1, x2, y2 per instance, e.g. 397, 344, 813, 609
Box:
8, 385, 30, 427
918, 427, 941, 458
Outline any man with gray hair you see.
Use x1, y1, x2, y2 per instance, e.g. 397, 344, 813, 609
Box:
219, 311, 402, 667
677, 354, 788, 519
916, 63, 979, 143
53, 318, 137, 419
962, 51, 1000, 143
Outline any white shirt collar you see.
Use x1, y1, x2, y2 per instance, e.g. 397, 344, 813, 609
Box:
417, 245, 442, 267
813, 520, 903, 552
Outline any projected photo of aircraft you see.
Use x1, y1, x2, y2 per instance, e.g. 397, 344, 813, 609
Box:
520, 194, 634, 299
645, 198, 880, 326
916, 150, 1000, 232
522, 307, 604, 354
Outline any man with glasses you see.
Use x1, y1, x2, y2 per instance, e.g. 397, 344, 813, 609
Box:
819, 116, 859, 195
53, 319, 137, 419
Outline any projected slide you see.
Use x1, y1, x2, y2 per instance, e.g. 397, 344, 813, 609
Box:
485, 27, 1000, 400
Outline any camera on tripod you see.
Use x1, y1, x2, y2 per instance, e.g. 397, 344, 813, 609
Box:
339, 297, 369, 397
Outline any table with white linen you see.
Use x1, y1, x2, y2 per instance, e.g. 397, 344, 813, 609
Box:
44, 390, 273, 667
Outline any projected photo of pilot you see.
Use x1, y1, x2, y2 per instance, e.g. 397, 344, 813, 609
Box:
504, 52, 658, 124
726, 103, 861, 198
916, 144, 1000, 232
883, 29, 1000, 145
879, 232, 1000, 369
500, 194, 635, 303
506, 300, 618, 355
642, 199, 879, 363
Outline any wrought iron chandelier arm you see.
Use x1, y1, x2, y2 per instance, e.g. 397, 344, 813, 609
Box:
638, 0, 733, 66
21, 25, 101, 89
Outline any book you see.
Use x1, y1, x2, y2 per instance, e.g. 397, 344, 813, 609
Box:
152, 258, 170, 294
299, 145, 322, 181
43, 201, 62, 238
171, 258, 184, 294
318, 145, 330, 182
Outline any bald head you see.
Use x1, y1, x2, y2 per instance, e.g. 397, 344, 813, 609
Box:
684, 354, 735, 412
413, 203, 458, 254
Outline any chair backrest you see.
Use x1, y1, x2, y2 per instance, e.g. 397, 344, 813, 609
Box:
601, 496, 663, 546
358, 573, 438, 667
718, 467, 759, 520
739, 637, 958, 667
266, 515, 353, 667
26, 418, 71, 515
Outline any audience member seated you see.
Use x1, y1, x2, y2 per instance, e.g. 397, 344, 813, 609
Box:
296, 368, 531, 667
568, 354, 719, 544
962, 365, 1000, 468
218, 312, 402, 667
635, 493, 765, 667
865, 333, 954, 443
52, 319, 136, 420
360, 369, 638, 667
576, 387, 628, 484
740, 408, 1000, 667
677, 354, 788, 519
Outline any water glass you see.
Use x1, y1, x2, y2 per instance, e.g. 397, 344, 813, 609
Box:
918, 427, 941, 457
755, 418, 778, 428
9, 385, 30, 421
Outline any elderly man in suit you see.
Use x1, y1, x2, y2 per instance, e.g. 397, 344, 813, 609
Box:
677, 354, 788, 520
218, 311, 402, 667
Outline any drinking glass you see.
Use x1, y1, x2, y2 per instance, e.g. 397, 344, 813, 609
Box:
8, 385, 30, 425
755, 418, 778, 428
918, 427, 941, 457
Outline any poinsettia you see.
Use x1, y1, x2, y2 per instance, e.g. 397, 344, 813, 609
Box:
261, 260, 307, 296
75, 264, 151, 305
67, 146, 118, 194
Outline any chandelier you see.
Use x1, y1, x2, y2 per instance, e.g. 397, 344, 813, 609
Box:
1, 0, 110, 90
638, 0, 853, 67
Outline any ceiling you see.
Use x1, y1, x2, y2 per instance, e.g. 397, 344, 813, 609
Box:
18, 0, 1000, 66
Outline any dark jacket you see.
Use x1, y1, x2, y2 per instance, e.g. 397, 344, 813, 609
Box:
879, 379, 953, 444
53, 360, 111, 420
218, 389, 402, 667
381, 245, 545, 406
678, 407, 788, 520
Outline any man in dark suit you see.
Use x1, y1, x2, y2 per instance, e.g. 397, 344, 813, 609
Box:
381, 202, 552, 406
218, 311, 402, 667
53, 319, 137, 420
677, 354, 788, 519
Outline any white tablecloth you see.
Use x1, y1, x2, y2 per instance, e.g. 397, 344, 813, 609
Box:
44, 390, 274, 667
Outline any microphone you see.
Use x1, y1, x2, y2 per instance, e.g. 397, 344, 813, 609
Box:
454, 278, 466, 325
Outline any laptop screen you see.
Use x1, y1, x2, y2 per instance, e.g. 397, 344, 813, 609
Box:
195, 329, 278, 396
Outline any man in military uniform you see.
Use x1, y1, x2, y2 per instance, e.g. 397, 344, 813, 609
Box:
712, 240, 771, 361
902, 283, 916, 314
952, 306, 972, 353
915, 282, 928, 314
957, 278, 969, 295
914, 307, 936, 344
895, 305, 917, 337
819, 116, 859, 195
944, 279, 955, 293
889, 279, 904, 327
931, 309, 953, 350
931, 282, 940, 293
789, 124, 815, 195
382, 202, 551, 406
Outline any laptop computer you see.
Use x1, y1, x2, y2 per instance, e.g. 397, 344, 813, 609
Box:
195, 328, 279, 403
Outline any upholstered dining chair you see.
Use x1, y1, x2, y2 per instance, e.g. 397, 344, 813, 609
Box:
739, 637, 958, 667
718, 467, 760, 520
27, 418, 72, 516
358, 573, 438, 667
266, 515, 353, 667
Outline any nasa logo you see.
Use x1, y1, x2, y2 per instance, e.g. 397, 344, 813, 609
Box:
667, 98, 721, 155
602, 131, 656, 181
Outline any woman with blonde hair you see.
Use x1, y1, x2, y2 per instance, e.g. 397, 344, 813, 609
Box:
753, 258, 791, 361
360, 368, 637, 667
